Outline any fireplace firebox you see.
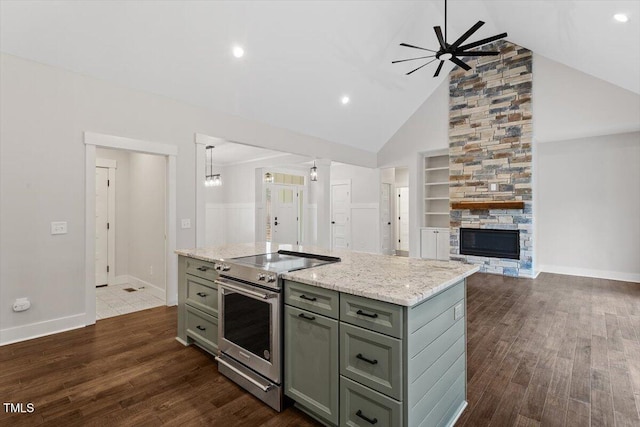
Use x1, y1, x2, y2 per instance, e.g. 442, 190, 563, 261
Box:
460, 228, 520, 260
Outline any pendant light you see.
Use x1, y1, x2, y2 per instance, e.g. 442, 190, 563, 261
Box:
310, 160, 318, 182
264, 172, 274, 183
205, 145, 222, 187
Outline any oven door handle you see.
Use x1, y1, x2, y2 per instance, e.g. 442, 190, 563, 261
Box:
215, 279, 275, 300
215, 356, 274, 392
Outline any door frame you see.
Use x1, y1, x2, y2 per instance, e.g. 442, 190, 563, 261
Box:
396, 186, 409, 252
330, 179, 351, 250
84, 132, 178, 326
95, 159, 116, 286
380, 182, 393, 255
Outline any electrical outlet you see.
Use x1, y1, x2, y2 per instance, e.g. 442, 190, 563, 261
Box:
51, 221, 67, 235
489, 183, 498, 192
181, 219, 191, 229
454, 303, 464, 320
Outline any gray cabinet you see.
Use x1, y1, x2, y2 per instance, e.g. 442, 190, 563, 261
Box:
178, 255, 219, 354
285, 278, 467, 427
284, 305, 339, 425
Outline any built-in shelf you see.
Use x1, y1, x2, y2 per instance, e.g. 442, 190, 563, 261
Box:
424, 153, 450, 228
451, 201, 525, 210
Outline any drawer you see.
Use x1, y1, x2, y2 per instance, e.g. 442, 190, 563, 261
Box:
186, 275, 218, 317
340, 322, 403, 400
284, 280, 339, 319
340, 376, 402, 427
185, 257, 218, 282
340, 294, 403, 339
186, 305, 218, 354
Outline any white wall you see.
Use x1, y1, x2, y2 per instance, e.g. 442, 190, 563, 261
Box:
0, 53, 374, 344
536, 132, 640, 282
330, 163, 381, 253
128, 152, 166, 290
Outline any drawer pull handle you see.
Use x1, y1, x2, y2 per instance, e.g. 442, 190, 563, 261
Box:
196, 266, 209, 272
298, 313, 316, 321
196, 292, 207, 298
299, 294, 317, 302
356, 309, 378, 319
356, 353, 378, 365
196, 325, 206, 331
356, 410, 378, 425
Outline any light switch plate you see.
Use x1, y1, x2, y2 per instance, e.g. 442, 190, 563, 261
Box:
454, 303, 464, 320
489, 183, 498, 192
181, 219, 191, 229
51, 221, 67, 235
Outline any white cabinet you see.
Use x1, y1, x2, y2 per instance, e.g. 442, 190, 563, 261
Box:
420, 228, 449, 260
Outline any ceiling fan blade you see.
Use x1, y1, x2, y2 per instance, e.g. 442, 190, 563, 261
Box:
458, 32, 508, 51
433, 26, 447, 50
450, 21, 485, 50
450, 56, 471, 71
399, 43, 437, 53
455, 51, 500, 57
392, 55, 436, 64
433, 60, 445, 77
406, 58, 437, 75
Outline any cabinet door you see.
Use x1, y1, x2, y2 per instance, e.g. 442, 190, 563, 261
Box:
420, 229, 437, 260
284, 305, 339, 425
436, 228, 450, 260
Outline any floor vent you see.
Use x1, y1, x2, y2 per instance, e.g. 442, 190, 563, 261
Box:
123, 287, 137, 293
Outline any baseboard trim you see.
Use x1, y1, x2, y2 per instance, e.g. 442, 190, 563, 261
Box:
445, 400, 468, 427
0, 313, 86, 346
175, 337, 189, 346
127, 275, 166, 302
539, 265, 640, 283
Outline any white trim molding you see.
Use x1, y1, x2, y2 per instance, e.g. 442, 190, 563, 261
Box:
539, 265, 640, 283
0, 313, 86, 346
85, 132, 178, 156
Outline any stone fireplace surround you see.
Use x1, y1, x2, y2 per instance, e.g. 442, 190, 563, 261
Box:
448, 40, 534, 278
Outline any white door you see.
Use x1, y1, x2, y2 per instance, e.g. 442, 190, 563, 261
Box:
396, 187, 409, 252
331, 182, 350, 249
381, 183, 392, 254
436, 228, 450, 260
272, 185, 298, 245
95, 167, 109, 286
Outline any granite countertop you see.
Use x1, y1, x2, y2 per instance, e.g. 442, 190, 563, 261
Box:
175, 243, 479, 306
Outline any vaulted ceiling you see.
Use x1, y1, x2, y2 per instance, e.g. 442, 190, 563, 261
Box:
1, 1, 638, 153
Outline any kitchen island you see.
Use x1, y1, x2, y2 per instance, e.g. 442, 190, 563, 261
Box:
176, 243, 479, 427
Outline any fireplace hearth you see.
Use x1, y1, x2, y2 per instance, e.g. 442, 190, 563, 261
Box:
460, 228, 520, 260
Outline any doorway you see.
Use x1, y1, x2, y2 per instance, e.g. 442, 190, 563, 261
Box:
396, 187, 409, 256
381, 183, 393, 255
84, 132, 178, 326
331, 180, 350, 250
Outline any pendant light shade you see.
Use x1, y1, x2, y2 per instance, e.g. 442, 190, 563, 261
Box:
205, 145, 222, 187
264, 172, 274, 183
310, 161, 318, 182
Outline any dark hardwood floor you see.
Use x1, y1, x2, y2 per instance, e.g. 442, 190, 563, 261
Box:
1, 273, 639, 426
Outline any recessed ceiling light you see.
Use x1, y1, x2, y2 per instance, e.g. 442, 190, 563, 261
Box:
341, 96, 350, 105
232, 46, 245, 58
614, 13, 629, 23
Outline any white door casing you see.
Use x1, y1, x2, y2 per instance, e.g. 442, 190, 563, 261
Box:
396, 187, 409, 252
331, 181, 350, 250
95, 167, 109, 286
272, 185, 299, 245
381, 183, 392, 255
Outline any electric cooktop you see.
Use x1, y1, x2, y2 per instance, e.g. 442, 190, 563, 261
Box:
230, 250, 341, 274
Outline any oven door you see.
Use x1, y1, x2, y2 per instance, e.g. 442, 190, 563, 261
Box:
216, 277, 281, 383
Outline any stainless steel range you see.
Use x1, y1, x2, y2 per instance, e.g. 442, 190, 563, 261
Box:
214, 250, 340, 411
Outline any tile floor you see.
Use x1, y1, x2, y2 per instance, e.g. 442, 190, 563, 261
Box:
96, 282, 165, 320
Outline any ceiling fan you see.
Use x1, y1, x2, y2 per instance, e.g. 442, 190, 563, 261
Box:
393, 0, 508, 77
